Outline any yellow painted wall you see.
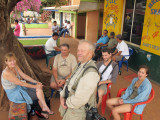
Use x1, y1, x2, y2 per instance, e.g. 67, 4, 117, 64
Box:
103, 0, 124, 35
140, 0, 160, 56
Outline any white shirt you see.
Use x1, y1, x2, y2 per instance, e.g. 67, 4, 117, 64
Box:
67, 24, 71, 30
99, 64, 113, 81
63, 23, 67, 28
116, 40, 129, 59
52, 25, 59, 32
45, 37, 57, 54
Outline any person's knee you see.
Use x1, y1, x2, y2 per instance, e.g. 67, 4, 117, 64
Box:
112, 107, 119, 115
50, 82, 57, 89
106, 99, 112, 106
98, 90, 104, 98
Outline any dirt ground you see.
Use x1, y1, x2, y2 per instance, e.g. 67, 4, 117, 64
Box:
25, 22, 52, 36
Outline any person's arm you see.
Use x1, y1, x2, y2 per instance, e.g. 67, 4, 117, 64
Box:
112, 49, 118, 55
66, 72, 100, 109
114, 51, 122, 56
123, 81, 152, 104
109, 44, 117, 49
3, 70, 37, 89
16, 66, 38, 84
14, 25, 19, 31
52, 67, 59, 84
53, 46, 61, 51
99, 80, 112, 85
110, 63, 118, 83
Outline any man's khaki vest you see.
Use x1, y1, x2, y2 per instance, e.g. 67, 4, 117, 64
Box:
67, 60, 99, 109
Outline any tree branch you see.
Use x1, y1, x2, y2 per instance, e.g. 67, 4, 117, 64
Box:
7, 0, 21, 13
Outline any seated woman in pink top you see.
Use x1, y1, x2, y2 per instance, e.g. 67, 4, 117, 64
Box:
14, 20, 20, 37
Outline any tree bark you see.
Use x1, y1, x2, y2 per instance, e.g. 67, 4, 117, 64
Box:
0, 0, 50, 111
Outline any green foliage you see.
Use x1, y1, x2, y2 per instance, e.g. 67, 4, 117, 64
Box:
40, 0, 67, 13
24, 24, 48, 28
19, 39, 48, 45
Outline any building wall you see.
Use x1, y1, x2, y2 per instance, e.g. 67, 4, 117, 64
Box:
128, 44, 160, 83
85, 11, 99, 43
98, 15, 103, 37
77, 14, 86, 38
102, 0, 124, 35
140, 0, 160, 56
71, 13, 76, 38
72, 0, 80, 5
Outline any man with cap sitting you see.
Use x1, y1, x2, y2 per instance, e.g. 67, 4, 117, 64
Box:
112, 34, 129, 62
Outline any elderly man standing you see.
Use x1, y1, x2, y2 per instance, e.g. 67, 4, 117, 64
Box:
59, 40, 100, 120
50, 43, 77, 90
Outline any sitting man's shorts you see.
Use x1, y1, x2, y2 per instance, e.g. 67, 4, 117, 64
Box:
98, 84, 107, 95
98, 84, 112, 95
115, 55, 127, 62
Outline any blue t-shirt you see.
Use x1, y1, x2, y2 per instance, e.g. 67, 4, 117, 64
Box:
97, 35, 109, 44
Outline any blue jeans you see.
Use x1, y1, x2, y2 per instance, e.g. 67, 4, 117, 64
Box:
59, 29, 69, 36
47, 51, 61, 56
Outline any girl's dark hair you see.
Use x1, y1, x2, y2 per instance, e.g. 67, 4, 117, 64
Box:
101, 47, 112, 54
15, 19, 18, 23
139, 65, 149, 75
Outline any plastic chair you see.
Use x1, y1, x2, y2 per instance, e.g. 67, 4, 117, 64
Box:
118, 47, 133, 74
42, 45, 55, 67
116, 88, 155, 120
101, 83, 112, 114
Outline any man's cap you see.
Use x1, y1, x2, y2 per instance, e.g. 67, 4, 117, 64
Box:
116, 34, 123, 40
110, 32, 115, 36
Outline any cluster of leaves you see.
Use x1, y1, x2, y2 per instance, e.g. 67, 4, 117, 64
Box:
41, 0, 67, 7
40, 0, 67, 13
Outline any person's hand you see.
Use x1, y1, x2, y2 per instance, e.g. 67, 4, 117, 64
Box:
35, 82, 43, 90
60, 97, 68, 109
118, 98, 124, 104
57, 79, 66, 87
59, 80, 66, 86
98, 81, 103, 86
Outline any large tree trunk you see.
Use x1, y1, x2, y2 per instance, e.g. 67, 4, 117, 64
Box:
0, 0, 50, 111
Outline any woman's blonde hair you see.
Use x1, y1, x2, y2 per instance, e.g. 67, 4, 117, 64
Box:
4, 52, 17, 68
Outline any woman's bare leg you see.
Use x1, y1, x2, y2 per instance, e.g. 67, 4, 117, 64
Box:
112, 104, 132, 120
36, 88, 54, 114
106, 97, 120, 110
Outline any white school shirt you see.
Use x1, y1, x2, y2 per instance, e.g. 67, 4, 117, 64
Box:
45, 37, 57, 54
116, 40, 129, 59
99, 64, 113, 81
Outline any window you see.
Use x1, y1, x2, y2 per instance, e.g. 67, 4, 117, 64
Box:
122, 0, 146, 45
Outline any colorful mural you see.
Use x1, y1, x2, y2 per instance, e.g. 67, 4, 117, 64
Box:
103, 0, 124, 35
140, 0, 160, 55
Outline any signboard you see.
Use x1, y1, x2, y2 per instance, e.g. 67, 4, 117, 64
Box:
140, 0, 160, 55
103, 0, 124, 35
